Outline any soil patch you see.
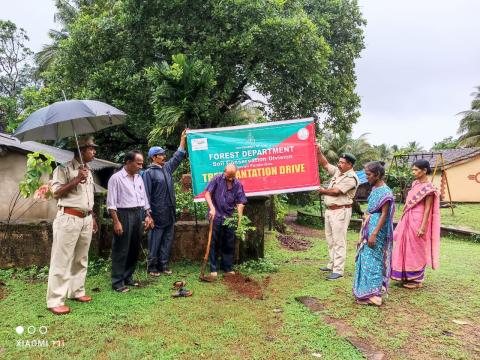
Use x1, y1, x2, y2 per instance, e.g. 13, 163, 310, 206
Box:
222, 273, 265, 299
296, 296, 386, 360
278, 234, 312, 251
0, 280, 8, 300
285, 213, 324, 238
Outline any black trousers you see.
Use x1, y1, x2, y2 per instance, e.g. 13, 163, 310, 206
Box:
209, 219, 235, 272
111, 208, 143, 289
147, 223, 175, 272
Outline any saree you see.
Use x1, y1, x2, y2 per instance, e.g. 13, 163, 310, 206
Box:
391, 180, 440, 283
353, 185, 395, 301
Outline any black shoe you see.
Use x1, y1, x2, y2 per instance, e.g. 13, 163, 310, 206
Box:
326, 273, 343, 280
319, 267, 332, 272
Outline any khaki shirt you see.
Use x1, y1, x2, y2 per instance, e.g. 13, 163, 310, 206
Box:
323, 164, 359, 206
51, 158, 95, 211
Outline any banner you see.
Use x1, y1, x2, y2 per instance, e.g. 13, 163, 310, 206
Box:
187, 118, 320, 201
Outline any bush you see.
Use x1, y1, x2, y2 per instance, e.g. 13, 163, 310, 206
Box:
235, 256, 279, 275
175, 183, 208, 220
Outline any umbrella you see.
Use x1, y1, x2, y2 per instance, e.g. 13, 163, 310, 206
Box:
13, 99, 126, 165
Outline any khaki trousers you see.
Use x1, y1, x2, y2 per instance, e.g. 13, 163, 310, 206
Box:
46, 211, 92, 308
324, 208, 352, 275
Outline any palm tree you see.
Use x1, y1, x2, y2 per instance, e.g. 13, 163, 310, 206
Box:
319, 131, 379, 169
373, 143, 393, 161
34, 0, 81, 73
457, 86, 480, 147
403, 141, 424, 153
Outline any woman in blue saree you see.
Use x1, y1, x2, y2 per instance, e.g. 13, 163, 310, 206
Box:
353, 161, 395, 306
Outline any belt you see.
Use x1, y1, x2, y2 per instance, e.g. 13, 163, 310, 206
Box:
117, 207, 144, 211
327, 204, 352, 210
63, 207, 91, 218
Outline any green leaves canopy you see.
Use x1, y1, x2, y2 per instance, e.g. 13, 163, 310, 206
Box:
32, 0, 365, 159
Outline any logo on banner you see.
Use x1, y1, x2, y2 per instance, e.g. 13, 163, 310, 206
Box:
297, 128, 309, 140
191, 138, 208, 151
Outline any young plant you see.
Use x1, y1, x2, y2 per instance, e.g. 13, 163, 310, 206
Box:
18, 151, 55, 198
223, 211, 256, 241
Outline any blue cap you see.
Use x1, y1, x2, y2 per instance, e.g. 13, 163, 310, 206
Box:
148, 146, 166, 159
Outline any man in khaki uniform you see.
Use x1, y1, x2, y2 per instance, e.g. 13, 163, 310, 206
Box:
46, 136, 98, 314
317, 145, 359, 280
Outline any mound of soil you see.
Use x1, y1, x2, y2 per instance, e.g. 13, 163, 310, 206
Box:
278, 234, 312, 251
222, 273, 264, 299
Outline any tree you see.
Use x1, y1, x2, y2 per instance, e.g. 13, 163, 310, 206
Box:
457, 86, 480, 147
0, 20, 34, 132
373, 143, 393, 161
34, 0, 82, 74
403, 141, 424, 153
320, 131, 378, 169
31, 0, 365, 160
431, 136, 459, 150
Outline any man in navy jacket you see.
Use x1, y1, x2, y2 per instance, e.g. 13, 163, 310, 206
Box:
142, 130, 187, 275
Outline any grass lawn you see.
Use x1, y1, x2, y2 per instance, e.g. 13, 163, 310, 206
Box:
1, 224, 479, 359
348, 203, 480, 233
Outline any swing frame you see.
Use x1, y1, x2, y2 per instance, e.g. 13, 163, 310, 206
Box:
386, 152, 454, 215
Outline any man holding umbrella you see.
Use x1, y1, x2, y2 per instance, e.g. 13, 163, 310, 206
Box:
46, 136, 99, 315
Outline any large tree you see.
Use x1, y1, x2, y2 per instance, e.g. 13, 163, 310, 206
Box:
0, 20, 34, 132
33, 0, 365, 159
457, 86, 480, 147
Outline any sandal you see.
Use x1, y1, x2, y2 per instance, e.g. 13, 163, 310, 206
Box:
126, 281, 140, 287
114, 286, 129, 293
171, 288, 193, 298
149, 272, 161, 277
173, 281, 187, 289
403, 282, 423, 289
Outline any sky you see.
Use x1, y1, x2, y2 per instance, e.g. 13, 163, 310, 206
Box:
354, 0, 480, 148
1, 0, 479, 149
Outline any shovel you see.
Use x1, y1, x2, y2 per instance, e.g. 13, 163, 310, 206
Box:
199, 218, 216, 282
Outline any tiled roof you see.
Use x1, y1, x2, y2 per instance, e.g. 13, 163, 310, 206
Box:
405, 148, 480, 168
0, 132, 119, 170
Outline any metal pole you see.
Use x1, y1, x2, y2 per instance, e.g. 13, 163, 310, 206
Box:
63, 90, 84, 167
440, 154, 454, 215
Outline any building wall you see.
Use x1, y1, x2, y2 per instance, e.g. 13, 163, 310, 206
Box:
432, 156, 480, 202
0, 151, 103, 221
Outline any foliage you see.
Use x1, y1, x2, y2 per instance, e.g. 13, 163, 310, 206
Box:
18, 152, 55, 198
431, 136, 459, 150
0, 265, 49, 281
0, 20, 35, 131
146, 54, 218, 145
300, 200, 322, 216
402, 141, 424, 153
223, 211, 256, 241
385, 158, 414, 200
273, 194, 289, 232
235, 256, 279, 274
457, 86, 480, 147
87, 257, 111, 276
28, 0, 365, 160
174, 183, 208, 219
286, 190, 318, 206
319, 131, 380, 169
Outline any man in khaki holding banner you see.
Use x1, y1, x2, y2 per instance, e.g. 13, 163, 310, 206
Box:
317, 144, 359, 280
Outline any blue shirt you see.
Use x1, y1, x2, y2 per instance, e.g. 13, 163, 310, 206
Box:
205, 174, 247, 221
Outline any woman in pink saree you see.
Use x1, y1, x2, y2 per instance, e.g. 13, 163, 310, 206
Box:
391, 160, 441, 289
